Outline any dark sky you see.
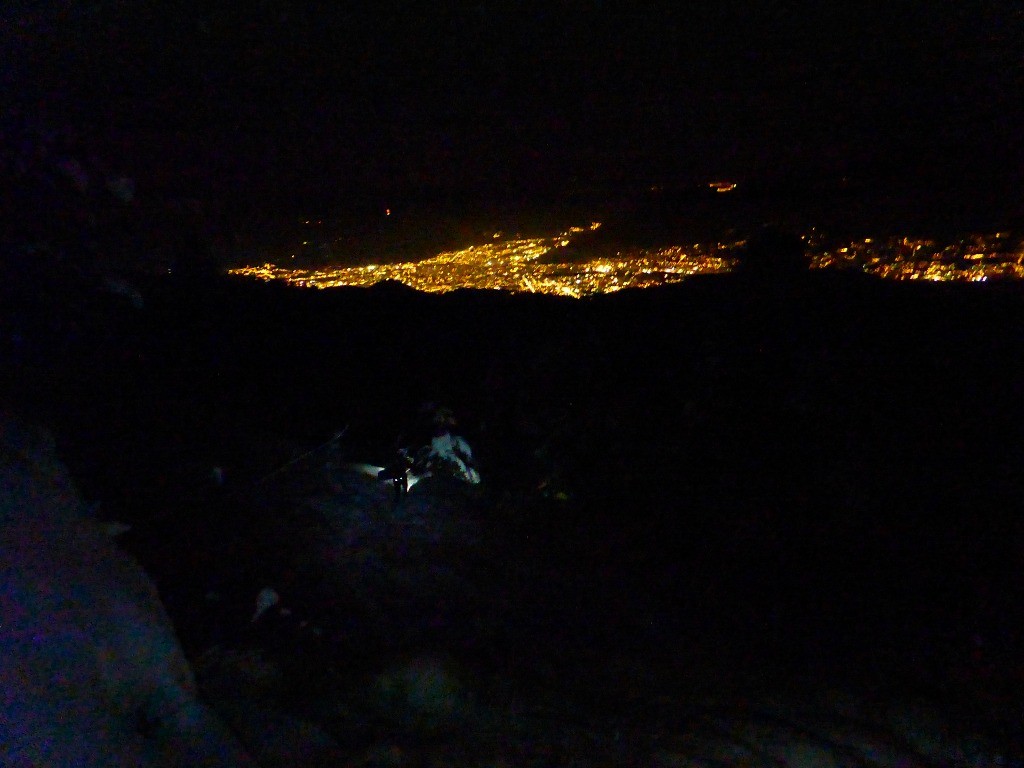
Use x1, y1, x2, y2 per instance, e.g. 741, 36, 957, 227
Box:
4, 1, 1023, 218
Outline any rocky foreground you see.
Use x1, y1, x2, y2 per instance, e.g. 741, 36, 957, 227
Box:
3, 270, 1024, 765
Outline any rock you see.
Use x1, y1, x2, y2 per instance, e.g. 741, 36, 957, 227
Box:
251, 586, 281, 623
192, 644, 351, 767
370, 656, 470, 736
254, 459, 487, 651
214, 698, 346, 768
0, 413, 252, 767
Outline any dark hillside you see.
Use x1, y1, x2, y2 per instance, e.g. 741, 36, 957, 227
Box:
3, 266, 1024, 763
5, 270, 1024, 627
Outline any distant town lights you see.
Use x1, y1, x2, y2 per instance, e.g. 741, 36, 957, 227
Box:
229, 224, 1024, 292
227, 222, 740, 296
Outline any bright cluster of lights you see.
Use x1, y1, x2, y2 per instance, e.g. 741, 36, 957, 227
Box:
708, 181, 738, 193
229, 216, 1024, 293
228, 222, 741, 297
811, 233, 1024, 282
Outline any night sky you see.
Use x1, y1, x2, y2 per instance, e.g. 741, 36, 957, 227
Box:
4, 1, 1023, 221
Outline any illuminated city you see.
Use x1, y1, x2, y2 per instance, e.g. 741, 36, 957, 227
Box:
809, 231, 1024, 281
228, 222, 742, 297
228, 219, 1024, 295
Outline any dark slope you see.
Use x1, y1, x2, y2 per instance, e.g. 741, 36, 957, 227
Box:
3, 268, 1024, 763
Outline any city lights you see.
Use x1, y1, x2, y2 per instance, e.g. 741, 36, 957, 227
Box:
228, 221, 1024, 295
228, 223, 741, 296
810, 233, 1024, 281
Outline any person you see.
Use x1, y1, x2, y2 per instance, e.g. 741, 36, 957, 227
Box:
414, 404, 481, 484
379, 447, 413, 503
